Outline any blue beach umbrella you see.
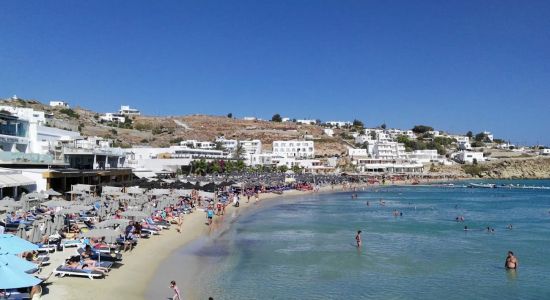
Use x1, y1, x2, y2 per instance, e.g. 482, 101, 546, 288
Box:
0, 234, 39, 254
0, 253, 38, 273
0, 261, 41, 289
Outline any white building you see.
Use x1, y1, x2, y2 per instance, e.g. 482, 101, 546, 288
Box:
323, 128, 334, 137
243, 117, 257, 121
348, 148, 368, 158
405, 149, 449, 165
372, 142, 405, 160
326, 121, 352, 128
483, 131, 494, 142
281, 117, 291, 122
354, 158, 424, 174
272, 140, 314, 158
540, 149, 550, 156
179, 140, 216, 150
385, 129, 415, 140
458, 141, 472, 150
456, 151, 485, 164
215, 137, 238, 153
450, 135, 469, 143
239, 140, 262, 156
99, 113, 126, 123
119, 105, 141, 116
296, 119, 316, 125
49, 101, 69, 108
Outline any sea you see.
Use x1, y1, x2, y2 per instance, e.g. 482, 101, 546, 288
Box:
149, 180, 550, 300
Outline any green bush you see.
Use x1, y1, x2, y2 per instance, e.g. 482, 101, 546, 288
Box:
59, 108, 79, 119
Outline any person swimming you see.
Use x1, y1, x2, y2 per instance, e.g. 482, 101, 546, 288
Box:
355, 230, 362, 248
505, 251, 518, 270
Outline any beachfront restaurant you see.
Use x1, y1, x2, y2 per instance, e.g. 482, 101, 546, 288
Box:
355, 158, 424, 174
0, 168, 36, 198
42, 168, 133, 195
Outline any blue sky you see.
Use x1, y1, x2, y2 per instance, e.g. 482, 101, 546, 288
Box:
1, 1, 549, 145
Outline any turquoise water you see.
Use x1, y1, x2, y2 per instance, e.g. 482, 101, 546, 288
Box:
183, 181, 550, 299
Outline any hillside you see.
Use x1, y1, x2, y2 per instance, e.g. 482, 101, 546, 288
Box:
431, 157, 550, 179
0, 98, 348, 157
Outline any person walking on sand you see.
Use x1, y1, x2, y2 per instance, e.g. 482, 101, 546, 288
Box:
170, 280, 182, 300
176, 214, 183, 233
355, 230, 362, 248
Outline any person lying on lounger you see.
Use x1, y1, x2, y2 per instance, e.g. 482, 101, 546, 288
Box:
66, 257, 108, 274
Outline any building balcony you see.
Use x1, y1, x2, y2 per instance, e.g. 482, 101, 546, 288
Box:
0, 151, 60, 165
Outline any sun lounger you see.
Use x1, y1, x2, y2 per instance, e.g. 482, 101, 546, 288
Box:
61, 239, 83, 250
77, 248, 122, 262
0, 291, 30, 299
36, 243, 57, 253
53, 266, 104, 280
36, 255, 51, 266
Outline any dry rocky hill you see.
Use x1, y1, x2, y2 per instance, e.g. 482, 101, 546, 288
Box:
0, 98, 348, 157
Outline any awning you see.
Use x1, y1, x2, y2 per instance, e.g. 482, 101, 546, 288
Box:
0, 174, 35, 188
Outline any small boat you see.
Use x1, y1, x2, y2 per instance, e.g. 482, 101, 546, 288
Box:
468, 183, 496, 189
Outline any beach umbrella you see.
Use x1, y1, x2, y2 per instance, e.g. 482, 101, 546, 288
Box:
0, 253, 39, 273
120, 210, 148, 218
44, 218, 54, 237
42, 199, 71, 208
95, 219, 129, 229
67, 204, 92, 211
25, 192, 46, 200
126, 187, 144, 194
29, 222, 42, 244
80, 228, 120, 239
0, 261, 41, 289
80, 228, 120, 253
0, 234, 39, 254
44, 189, 62, 197
57, 207, 84, 215
117, 194, 133, 201
16, 223, 27, 240
20, 194, 30, 212
53, 214, 64, 232
0, 198, 18, 207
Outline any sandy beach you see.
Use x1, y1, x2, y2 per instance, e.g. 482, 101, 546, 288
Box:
40, 185, 355, 300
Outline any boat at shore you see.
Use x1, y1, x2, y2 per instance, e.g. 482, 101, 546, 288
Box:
468, 183, 496, 188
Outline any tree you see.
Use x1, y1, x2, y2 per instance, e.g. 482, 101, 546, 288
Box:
192, 159, 208, 175
380, 123, 387, 129
474, 132, 492, 142
292, 165, 303, 174
214, 141, 225, 151
233, 143, 245, 159
466, 131, 473, 138
271, 114, 282, 122
277, 165, 289, 173
352, 119, 364, 128
227, 113, 233, 118
412, 125, 434, 134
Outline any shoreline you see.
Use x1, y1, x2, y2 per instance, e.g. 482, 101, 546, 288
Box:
41, 184, 372, 300
43, 177, 514, 299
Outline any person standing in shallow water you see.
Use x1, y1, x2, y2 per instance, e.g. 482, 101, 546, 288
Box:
355, 230, 362, 247
505, 251, 518, 270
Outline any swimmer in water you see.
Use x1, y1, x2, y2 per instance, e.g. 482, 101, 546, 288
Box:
355, 230, 362, 248
464, 225, 469, 231
507, 224, 513, 230
505, 251, 518, 270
